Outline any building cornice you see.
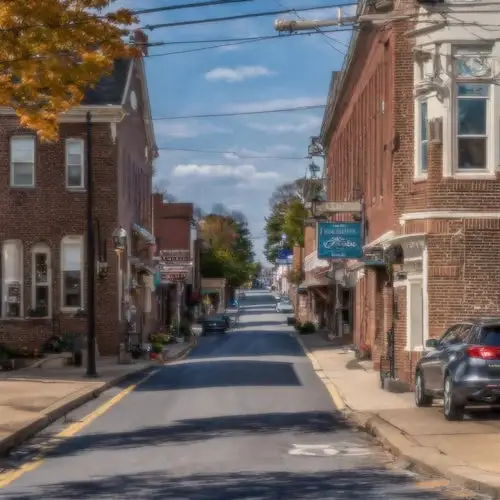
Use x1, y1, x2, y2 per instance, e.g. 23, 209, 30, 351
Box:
0, 105, 125, 123
400, 211, 500, 223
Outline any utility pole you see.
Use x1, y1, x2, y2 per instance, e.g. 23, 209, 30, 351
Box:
274, 10, 411, 32
86, 111, 98, 378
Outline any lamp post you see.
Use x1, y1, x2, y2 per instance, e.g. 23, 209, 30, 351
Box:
86, 112, 97, 378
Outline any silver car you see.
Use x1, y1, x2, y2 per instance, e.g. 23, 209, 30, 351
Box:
276, 300, 293, 314
415, 318, 500, 421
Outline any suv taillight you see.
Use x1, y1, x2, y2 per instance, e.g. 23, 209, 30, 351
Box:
467, 346, 500, 359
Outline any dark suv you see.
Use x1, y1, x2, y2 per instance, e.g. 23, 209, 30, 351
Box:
415, 318, 500, 421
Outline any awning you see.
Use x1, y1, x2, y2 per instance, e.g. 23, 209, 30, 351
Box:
298, 275, 333, 290
363, 230, 396, 250
132, 223, 155, 245
129, 257, 155, 275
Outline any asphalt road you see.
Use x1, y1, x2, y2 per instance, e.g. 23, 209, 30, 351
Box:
0, 291, 472, 499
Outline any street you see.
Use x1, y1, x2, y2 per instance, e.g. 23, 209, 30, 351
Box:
0, 291, 460, 499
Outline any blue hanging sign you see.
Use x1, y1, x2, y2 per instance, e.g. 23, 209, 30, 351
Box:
317, 221, 363, 259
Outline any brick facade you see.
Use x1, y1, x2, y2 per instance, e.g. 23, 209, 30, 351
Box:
0, 55, 157, 355
321, 4, 500, 389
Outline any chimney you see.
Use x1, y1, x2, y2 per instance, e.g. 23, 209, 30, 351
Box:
132, 29, 149, 57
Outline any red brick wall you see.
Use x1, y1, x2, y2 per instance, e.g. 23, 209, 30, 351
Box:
152, 195, 193, 252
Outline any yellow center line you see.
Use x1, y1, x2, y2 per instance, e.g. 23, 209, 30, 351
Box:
0, 368, 159, 489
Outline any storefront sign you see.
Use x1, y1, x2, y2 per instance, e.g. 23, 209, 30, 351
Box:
159, 264, 190, 282
317, 222, 362, 259
363, 246, 385, 267
159, 249, 191, 263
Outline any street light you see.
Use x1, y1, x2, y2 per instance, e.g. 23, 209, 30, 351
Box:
112, 227, 127, 252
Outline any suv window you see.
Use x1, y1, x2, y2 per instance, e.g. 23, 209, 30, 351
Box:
479, 326, 500, 346
440, 325, 463, 344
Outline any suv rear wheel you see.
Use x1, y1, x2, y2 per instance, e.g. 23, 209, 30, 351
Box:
443, 375, 465, 421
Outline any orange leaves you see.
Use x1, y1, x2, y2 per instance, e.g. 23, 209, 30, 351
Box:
0, 0, 138, 141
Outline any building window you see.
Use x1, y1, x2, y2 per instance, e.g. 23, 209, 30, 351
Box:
454, 45, 492, 171
10, 136, 35, 187
407, 278, 424, 350
419, 101, 428, 174
1, 240, 23, 318
31, 244, 50, 317
61, 236, 83, 310
66, 139, 84, 188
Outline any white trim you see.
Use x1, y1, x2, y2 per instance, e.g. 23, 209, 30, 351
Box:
60, 236, 84, 312
400, 211, 500, 222
414, 97, 429, 180
1, 240, 23, 319
10, 136, 36, 188
121, 61, 135, 107
31, 243, 51, 318
363, 230, 396, 249
0, 105, 124, 123
65, 138, 85, 189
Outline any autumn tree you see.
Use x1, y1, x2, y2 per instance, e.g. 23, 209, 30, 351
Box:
0, 0, 138, 141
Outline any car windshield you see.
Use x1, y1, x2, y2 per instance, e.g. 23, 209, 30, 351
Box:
480, 326, 500, 346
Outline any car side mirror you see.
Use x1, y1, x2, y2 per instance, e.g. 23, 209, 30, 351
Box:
425, 338, 439, 349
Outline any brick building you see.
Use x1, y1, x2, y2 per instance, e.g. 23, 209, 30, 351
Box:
320, 0, 500, 388
0, 32, 157, 355
152, 196, 202, 326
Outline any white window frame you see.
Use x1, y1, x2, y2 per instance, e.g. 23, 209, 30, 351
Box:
414, 98, 429, 180
1, 240, 23, 319
31, 243, 51, 318
451, 45, 495, 178
404, 247, 429, 351
10, 136, 35, 188
60, 236, 84, 312
65, 138, 85, 189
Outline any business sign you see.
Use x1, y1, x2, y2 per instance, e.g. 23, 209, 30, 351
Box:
314, 201, 362, 214
317, 221, 362, 259
159, 249, 191, 263
363, 246, 385, 267
276, 248, 293, 265
159, 264, 191, 282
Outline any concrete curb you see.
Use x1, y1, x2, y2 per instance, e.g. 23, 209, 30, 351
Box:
0, 337, 197, 458
162, 335, 198, 364
297, 334, 500, 498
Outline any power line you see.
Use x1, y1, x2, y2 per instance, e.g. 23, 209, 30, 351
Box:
153, 105, 325, 120
147, 28, 354, 57
157, 146, 307, 159
144, 3, 358, 30
0, 0, 253, 33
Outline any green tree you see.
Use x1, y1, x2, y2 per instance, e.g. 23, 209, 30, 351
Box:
264, 179, 311, 264
200, 214, 256, 289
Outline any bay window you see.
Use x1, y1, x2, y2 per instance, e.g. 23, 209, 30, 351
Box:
1, 240, 23, 318
31, 244, 50, 317
417, 100, 428, 175
61, 236, 83, 310
10, 136, 35, 187
453, 45, 492, 172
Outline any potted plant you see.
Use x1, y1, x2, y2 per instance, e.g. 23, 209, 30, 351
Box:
151, 342, 163, 361
170, 322, 185, 343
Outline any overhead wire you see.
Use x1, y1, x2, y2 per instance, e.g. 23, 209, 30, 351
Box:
157, 146, 307, 159
152, 105, 326, 120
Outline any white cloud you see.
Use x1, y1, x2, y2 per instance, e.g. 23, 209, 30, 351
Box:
154, 121, 228, 139
172, 163, 279, 181
227, 96, 324, 113
205, 66, 275, 83
248, 115, 322, 134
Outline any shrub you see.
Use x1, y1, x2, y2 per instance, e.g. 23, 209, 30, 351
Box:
152, 343, 163, 354
299, 322, 316, 334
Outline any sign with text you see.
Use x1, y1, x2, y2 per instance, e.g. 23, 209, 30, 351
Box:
317, 222, 362, 259
314, 201, 362, 214
363, 246, 385, 267
159, 249, 191, 263
160, 266, 190, 282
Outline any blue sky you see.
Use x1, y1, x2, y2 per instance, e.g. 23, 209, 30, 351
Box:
123, 0, 355, 261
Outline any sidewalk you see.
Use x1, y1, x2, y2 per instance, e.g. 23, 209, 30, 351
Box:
298, 332, 500, 498
0, 340, 194, 456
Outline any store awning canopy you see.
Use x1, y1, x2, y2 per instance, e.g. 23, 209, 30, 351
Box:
132, 223, 155, 245
298, 275, 333, 291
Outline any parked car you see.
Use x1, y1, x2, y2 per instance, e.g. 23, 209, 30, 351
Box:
276, 300, 293, 314
273, 293, 281, 301
201, 314, 229, 335
414, 318, 500, 421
